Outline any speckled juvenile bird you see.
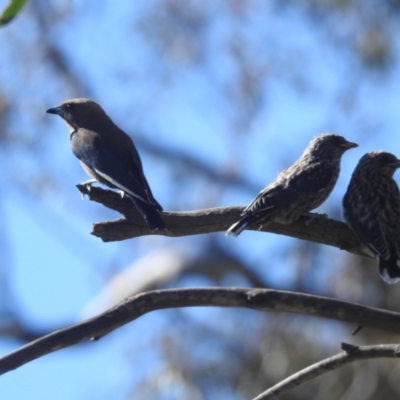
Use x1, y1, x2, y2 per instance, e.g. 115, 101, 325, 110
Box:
343, 151, 400, 284
46, 98, 165, 231
226, 133, 357, 237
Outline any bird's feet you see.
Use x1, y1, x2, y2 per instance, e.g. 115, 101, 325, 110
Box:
80, 179, 96, 199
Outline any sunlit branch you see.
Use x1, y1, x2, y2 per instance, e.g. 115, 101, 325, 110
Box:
77, 185, 373, 260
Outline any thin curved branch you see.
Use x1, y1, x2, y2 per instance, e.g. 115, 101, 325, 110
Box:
77, 185, 373, 259
1, 287, 400, 375
253, 342, 400, 400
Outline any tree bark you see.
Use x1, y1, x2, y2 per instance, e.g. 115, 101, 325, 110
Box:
77, 185, 373, 260
1, 287, 400, 375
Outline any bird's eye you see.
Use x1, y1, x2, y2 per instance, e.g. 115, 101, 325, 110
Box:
65, 103, 72, 110
387, 156, 396, 164
379, 154, 395, 164
336, 138, 345, 146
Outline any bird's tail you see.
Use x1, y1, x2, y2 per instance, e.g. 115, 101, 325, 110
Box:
131, 197, 166, 231
225, 215, 254, 237
379, 257, 400, 284
151, 198, 163, 212
145, 189, 163, 212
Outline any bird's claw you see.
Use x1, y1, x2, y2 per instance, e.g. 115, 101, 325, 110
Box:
79, 179, 96, 199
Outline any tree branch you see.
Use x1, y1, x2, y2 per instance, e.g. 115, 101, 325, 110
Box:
1, 287, 400, 375
77, 185, 373, 259
253, 342, 400, 400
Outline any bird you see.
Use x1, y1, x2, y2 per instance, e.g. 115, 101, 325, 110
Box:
226, 133, 358, 237
343, 151, 400, 284
46, 98, 165, 231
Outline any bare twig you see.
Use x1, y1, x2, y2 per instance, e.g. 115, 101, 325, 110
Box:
253, 342, 400, 400
1, 287, 400, 375
77, 185, 373, 259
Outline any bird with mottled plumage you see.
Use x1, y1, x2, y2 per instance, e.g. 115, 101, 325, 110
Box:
343, 151, 400, 284
226, 133, 357, 237
46, 98, 165, 231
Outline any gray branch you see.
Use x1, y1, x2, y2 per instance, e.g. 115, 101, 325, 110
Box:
253, 342, 400, 400
77, 185, 373, 259
1, 287, 400, 376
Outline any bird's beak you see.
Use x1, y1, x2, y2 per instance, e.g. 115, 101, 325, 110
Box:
46, 106, 63, 116
341, 141, 358, 149
389, 160, 400, 168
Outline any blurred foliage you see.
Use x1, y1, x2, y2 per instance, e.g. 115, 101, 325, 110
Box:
2, 0, 400, 399
0, 0, 26, 26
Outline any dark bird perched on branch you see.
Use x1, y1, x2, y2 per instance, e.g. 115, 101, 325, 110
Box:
343, 151, 400, 284
46, 98, 165, 231
226, 133, 357, 237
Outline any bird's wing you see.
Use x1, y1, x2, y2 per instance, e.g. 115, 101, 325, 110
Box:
243, 184, 296, 214
110, 126, 163, 210
244, 161, 335, 215
346, 213, 390, 259
73, 132, 151, 205
126, 143, 163, 210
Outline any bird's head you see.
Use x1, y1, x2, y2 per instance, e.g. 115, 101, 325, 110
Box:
357, 151, 400, 177
307, 133, 358, 159
46, 98, 107, 131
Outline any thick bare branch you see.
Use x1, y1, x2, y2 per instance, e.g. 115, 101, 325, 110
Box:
254, 342, 400, 400
1, 287, 400, 375
77, 185, 373, 259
